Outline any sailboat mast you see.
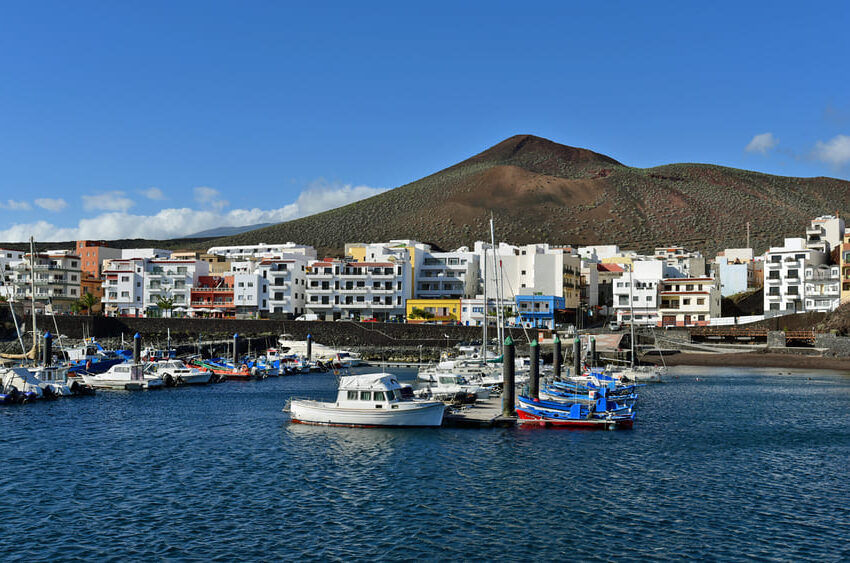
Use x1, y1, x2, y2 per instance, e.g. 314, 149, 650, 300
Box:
481, 250, 487, 360
489, 216, 503, 355
30, 236, 37, 363
628, 264, 635, 368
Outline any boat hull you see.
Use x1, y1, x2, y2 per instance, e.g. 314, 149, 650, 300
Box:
516, 407, 634, 430
80, 375, 163, 391
290, 400, 445, 427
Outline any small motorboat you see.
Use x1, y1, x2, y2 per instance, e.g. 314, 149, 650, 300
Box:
145, 359, 214, 386
80, 363, 164, 390
288, 373, 445, 427
517, 403, 635, 430
188, 359, 257, 380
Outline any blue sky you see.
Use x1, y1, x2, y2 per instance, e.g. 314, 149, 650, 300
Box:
0, 1, 848, 241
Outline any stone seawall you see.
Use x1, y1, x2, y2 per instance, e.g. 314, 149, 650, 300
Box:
20, 314, 537, 352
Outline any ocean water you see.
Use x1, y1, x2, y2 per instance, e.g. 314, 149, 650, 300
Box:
2, 366, 850, 562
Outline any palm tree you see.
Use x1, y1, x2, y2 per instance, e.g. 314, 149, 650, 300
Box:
78, 292, 99, 315
156, 295, 174, 318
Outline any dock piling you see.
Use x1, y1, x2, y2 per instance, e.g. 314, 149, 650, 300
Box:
233, 333, 239, 367
502, 336, 516, 417
43, 331, 52, 367
133, 333, 141, 364
554, 334, 562, 379
306, 333, 312, 362
529, 339, 539, 399
573, 337, 581, 377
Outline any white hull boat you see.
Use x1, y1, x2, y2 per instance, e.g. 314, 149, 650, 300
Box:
288, 373, 445, 427
145, 360, 212, 386
82, 363, 164, 390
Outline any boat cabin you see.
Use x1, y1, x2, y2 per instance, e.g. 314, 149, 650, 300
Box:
105, 364, 145, 381
336, 374, 406, 409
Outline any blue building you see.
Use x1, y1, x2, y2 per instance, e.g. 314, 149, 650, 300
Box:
514, 295, 565, 329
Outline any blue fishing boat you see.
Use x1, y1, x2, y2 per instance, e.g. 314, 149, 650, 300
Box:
517, 403, 635, 430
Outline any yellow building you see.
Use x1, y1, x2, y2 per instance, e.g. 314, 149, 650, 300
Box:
406, 298, 461, 323
601, 256, 634, 267
562, 254, 582, 309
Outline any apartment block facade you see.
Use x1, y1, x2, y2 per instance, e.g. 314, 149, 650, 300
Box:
305, 259, 409, 320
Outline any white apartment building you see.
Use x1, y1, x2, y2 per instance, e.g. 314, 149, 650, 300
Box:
803, 262, 840, 313
415, 250, 480, 299
102, 258, 146, 316
805, 215, 844, 254
305, 259, 410, 321
207, 243, 317, 261
257, 257, 309, 316
613, 261, 664, 326
348, 240, 481, 300
658, 277, 721, 327
474, 242, 564, 301
144, 259, 209, 315
764, 238, 827, 313
12, 251, 82, 312
654, 246, 706, 277
0, 248, 25, 300
459, 296, 517, 327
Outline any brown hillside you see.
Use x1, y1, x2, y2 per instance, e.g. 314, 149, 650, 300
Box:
211, 134, 850, 256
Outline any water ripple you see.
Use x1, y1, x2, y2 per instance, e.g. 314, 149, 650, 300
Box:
1, 366, 849, 561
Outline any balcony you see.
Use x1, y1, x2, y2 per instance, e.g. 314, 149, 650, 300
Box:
307, 287, 334, 293
307, 301, 333, 309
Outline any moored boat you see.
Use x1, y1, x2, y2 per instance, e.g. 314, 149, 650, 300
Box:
80, 363, 164, 390
517, 403, 635, 430
288, 373, 445, 427
145, 359, 214, 386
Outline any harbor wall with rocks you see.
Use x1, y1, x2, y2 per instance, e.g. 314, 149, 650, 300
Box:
0, 310, 542, 361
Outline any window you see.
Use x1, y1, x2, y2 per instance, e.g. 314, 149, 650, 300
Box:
683, 298, 691, 305
360, 391, 370, 400
373, 391, 385, 401
698, 315, 705, 321
697, 298, 705, 305
347, 391, 358, 400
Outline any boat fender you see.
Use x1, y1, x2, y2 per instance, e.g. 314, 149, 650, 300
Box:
240, 364, 248, 372
85, 360, 92, 372
162, 373, 175, 387
177, 375, 185, 385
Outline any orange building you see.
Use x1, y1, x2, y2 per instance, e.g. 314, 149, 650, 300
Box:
75, 241, 122, 310
190, 275, 235, 317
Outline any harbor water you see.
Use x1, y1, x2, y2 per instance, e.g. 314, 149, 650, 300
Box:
2, 366, 850, 561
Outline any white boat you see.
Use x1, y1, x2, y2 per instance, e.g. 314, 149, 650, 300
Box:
144, 359, 212, 386
28, 365, 74, 396
1, 367, 45, 400
288, 373, 445, 427
414, 373, 490, 401
81, 363, 164, 390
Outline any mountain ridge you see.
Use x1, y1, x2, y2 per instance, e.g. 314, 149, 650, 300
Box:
208, 134, 850, 256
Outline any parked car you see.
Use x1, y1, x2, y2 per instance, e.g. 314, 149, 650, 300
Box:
609, 321, 621, 331
295, 314, 319, 321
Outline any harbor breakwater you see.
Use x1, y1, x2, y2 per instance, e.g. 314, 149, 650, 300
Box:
0, 311, 541, 360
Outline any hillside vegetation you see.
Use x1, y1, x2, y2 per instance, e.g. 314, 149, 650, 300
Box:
211, 135, 850, 256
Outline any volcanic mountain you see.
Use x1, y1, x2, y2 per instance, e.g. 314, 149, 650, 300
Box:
211, 135, 850, 256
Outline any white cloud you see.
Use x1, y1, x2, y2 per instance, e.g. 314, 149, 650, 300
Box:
0, 199, 32, 210
141, 187, 165, 200
294, 180, 388, 216
813, 134, 850, 167
745, 132, 779, 154
194, 186, 229, 211
34, 198, 68, 212
82, 191, 135, 212
0, 181, 388, 242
